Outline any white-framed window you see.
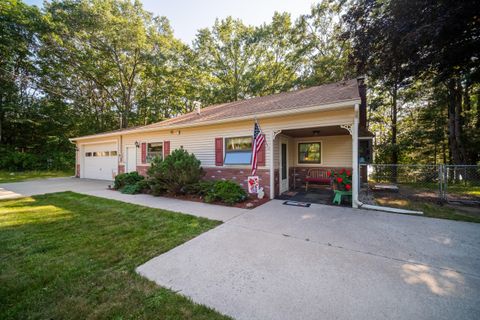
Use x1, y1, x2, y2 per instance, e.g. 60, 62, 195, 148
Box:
298, 142, 322, 164
224, 136, 252, 165
147, 142, 163, 162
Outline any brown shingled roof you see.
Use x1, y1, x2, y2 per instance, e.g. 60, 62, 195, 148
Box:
144, 78, 360, 129
72, 79, 360, 140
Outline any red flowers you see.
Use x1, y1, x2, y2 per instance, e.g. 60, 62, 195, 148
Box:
330, 168, 352, 191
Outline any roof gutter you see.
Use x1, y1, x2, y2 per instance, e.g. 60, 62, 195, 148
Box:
70, 98, 360, 142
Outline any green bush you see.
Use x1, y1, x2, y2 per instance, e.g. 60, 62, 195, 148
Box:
184, 180, 216, 196
121, 183, 142, 194
204, 180, 247, 205
114, 172, 144, 190
0, 146, 74, 171
147, 149, 204, 195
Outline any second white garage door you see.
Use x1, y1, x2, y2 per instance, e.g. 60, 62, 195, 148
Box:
83, 143, 118, 180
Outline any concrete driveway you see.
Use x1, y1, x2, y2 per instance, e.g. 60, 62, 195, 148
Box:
137, 200, 480, 320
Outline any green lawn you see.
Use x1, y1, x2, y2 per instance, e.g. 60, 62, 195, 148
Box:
0, 192, 229, 319
0, 170, 74, 183
376, 197, 480, 223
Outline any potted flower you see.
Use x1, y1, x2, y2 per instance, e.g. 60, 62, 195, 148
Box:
327, 168, 352, 192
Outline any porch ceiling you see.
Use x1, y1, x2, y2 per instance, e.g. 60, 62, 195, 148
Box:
281, 125, 350, 138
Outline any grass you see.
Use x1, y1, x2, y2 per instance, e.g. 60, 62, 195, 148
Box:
376, 197, 480, 223
379, 181, 480, 197
0, 170, 74, 183
0, 192, 229, 320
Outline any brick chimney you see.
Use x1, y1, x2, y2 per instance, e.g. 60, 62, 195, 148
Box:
357, 76, 367, 129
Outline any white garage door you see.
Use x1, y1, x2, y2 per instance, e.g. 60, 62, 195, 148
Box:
83, 143, 118, 180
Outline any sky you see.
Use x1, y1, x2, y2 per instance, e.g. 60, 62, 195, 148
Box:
24, 0, 316, 44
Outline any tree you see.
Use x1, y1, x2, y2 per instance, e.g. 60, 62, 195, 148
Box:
296, 0, 354, 86
194, 17, 262, 103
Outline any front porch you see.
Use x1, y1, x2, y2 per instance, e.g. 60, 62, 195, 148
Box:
270, 125, 355, 206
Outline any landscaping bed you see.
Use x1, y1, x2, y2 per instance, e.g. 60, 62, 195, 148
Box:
114, 149, 269, 209
0, 192, 229, 319
158, 192, 270, 209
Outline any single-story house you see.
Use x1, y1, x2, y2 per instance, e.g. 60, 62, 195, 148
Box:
70, 77, 373, 207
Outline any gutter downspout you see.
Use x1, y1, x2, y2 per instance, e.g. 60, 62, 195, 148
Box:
269, 130, 275, 200
352, 104, 360, 208
352, 105, 423, 215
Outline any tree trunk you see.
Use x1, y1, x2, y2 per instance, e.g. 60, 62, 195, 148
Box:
391, 83, 398, 182
391, 84, 398, 164
447, 78, 466, 165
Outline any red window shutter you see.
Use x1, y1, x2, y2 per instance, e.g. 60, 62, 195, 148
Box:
215, 137, 223, 166
257, 135, 266, 166
141, 143, 147, 164
163, 141, 170, 158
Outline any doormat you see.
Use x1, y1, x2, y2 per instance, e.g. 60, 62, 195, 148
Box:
283, 191, 298, 196
283, 200, 311, 208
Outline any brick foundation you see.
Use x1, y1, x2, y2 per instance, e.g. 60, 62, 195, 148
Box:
76, 164, 80, 178
118, 164, 125, 174
274, 169, 280, 196
288, 166, 352, 190
136, 165, 149, 176
203, 167, 272, 198
135, 165, 273, 199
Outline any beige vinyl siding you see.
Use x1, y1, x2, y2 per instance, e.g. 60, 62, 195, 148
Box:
76, 106, 355, 170
292, 135, 352, 167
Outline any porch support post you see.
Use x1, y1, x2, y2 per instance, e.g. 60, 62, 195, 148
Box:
352, 103, 360, 208
269, 130, 275, 199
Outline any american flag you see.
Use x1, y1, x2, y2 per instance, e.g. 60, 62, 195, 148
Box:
251, 120, 265, 175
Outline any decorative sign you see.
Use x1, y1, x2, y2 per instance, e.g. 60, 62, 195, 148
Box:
248, 176, 260, 194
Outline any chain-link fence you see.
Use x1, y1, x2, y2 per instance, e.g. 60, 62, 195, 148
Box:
359, 164, 480, 207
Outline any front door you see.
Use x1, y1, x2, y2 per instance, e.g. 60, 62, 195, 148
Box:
126, 146, 137, 173
279, 139, 289, 193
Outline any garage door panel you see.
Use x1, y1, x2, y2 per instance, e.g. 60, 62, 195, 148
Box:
83, 143, 118, 180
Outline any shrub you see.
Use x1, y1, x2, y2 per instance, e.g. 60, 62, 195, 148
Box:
204, 180, 247, 205
121, 183, 142, 194
147, 149, 204, 195
184, 180, 216, 196
114, 172, 144, 190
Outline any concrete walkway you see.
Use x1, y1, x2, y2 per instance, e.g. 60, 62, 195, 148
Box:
0, 177, 246, 222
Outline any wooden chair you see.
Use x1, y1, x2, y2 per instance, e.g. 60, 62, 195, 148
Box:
305, 168, 331, 191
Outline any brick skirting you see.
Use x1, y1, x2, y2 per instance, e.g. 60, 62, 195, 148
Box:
288, 166, 352, 190
203, 167, 271, 198
135, 166, 272, 199
118, 165, 125, 175
136, 165, 149, 177
76, 164, 80, 178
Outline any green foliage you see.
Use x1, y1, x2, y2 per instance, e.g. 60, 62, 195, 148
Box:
147, 149, 204, 195
1, 0, 478, 170
203, 180, 247, 205
329, 169, 352, 191
121, 183, 142, 195
113, 172, 144, 190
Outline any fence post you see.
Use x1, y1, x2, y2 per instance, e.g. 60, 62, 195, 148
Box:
438, 165, 442, 200
444, 165, 448, 201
